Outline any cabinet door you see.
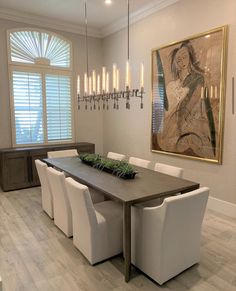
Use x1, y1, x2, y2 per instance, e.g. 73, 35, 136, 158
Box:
2, 152, 30, 191
30, 150, 48, 186
76, 144, 95, 154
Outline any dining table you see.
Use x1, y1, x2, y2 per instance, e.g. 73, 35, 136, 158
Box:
43, 156, 200, 282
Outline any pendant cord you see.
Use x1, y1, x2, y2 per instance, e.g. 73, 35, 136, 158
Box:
85, 1, 89, 76
127, 0, 130, 61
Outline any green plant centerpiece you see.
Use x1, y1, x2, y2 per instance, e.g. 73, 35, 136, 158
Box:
79, 153, 137, 179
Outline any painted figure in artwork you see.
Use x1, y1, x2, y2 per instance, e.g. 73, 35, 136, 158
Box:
155, 40, 216, 159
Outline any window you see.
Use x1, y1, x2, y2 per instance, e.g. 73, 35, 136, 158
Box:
9, 30, 71, 67
46, 74, 72, 141
8, 29, 74, 146
12, 71, 43, 144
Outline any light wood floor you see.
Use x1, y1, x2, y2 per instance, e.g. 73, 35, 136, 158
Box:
0, 187, 236, 291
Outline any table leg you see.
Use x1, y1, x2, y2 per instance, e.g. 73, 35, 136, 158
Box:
123, 203, 131, 282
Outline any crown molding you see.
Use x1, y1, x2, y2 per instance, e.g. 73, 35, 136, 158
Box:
0, 8, 102, 38
0, 0, 180, 39
101, 0, 181, 37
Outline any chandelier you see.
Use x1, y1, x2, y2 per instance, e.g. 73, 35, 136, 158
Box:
77, 0, 144, 110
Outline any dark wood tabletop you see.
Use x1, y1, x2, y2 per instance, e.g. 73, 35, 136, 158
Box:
43, 156, 200, 282
43, 156, 199, 204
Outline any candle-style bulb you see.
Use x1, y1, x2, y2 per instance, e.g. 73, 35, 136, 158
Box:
84, 73, 88, 95
92, 70, 96, 93
140, 63, 144, 89
126, 60, 130, 88
116, 69, 120, 91
106, 72, 109, 93
102, 67, 106, 91
113, 64, 117, 90
215, 85, 218, 99
77, 75, 80, 95
200, 86, 204, 99
89, 76, 92, 95
97, 75, 100, 94
210, 85, 213, 99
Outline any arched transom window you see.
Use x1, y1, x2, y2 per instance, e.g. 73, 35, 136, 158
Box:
8, 29, 74, 146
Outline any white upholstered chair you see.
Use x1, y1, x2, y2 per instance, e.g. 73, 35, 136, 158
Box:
65, 177, 123, 265
35, 160, 54, 218
129, 157, 151, 168
131, 187, 209, 285
48, 148, 104, 203
46, 167, 73, 237
47, 149, 78, 158
107, 152, 126, 161
154, 162, 183, 178
140, 162, 184, 207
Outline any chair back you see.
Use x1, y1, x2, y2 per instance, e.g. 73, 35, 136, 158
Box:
35, 159, 53, 217
107, 152, 126, 161
47, 167, 72, 235
47, 149, 78, 158
132, 187, 209, 285
160, 187, 209, 274
65, 178, 97, 255
129, 157, 150, 168
154, 162, 183, 178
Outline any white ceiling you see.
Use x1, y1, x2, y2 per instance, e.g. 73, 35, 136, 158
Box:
0, 0, 153, 28
0, 0, 180, 37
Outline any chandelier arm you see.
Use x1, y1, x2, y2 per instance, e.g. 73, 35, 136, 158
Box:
85, 1, 89, 76
127, 0, 130, 61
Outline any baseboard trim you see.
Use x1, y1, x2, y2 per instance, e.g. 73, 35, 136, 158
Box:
207, 196, 236, 219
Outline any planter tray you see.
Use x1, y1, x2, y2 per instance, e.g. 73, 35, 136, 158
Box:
80, 158, 137, 180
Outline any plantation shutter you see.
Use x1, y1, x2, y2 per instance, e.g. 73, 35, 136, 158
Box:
46, 74, 72, 141
9, 29, 73, 146
12, 71, 43, 144
10, 31, 71, 68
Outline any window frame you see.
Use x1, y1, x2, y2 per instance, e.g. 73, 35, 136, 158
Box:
7, 28, 75, 147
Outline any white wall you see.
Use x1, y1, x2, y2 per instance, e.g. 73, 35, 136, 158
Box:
1, 0, 236, 207
102, 0, 236, 205
0, 18, 104, 153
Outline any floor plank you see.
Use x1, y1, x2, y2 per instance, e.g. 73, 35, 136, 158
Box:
0, 187, 236, 290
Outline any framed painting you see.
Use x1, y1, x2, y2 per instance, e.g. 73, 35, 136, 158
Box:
151, 26, 228, 164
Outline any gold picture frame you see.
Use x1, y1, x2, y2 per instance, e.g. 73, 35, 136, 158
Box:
151, 26, 228, 164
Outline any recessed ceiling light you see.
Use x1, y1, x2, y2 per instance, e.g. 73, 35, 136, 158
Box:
105, 0, 112, 5
205, 35, 211, 38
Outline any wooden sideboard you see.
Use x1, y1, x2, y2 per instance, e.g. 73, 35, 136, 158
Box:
0, 142, 95, 191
